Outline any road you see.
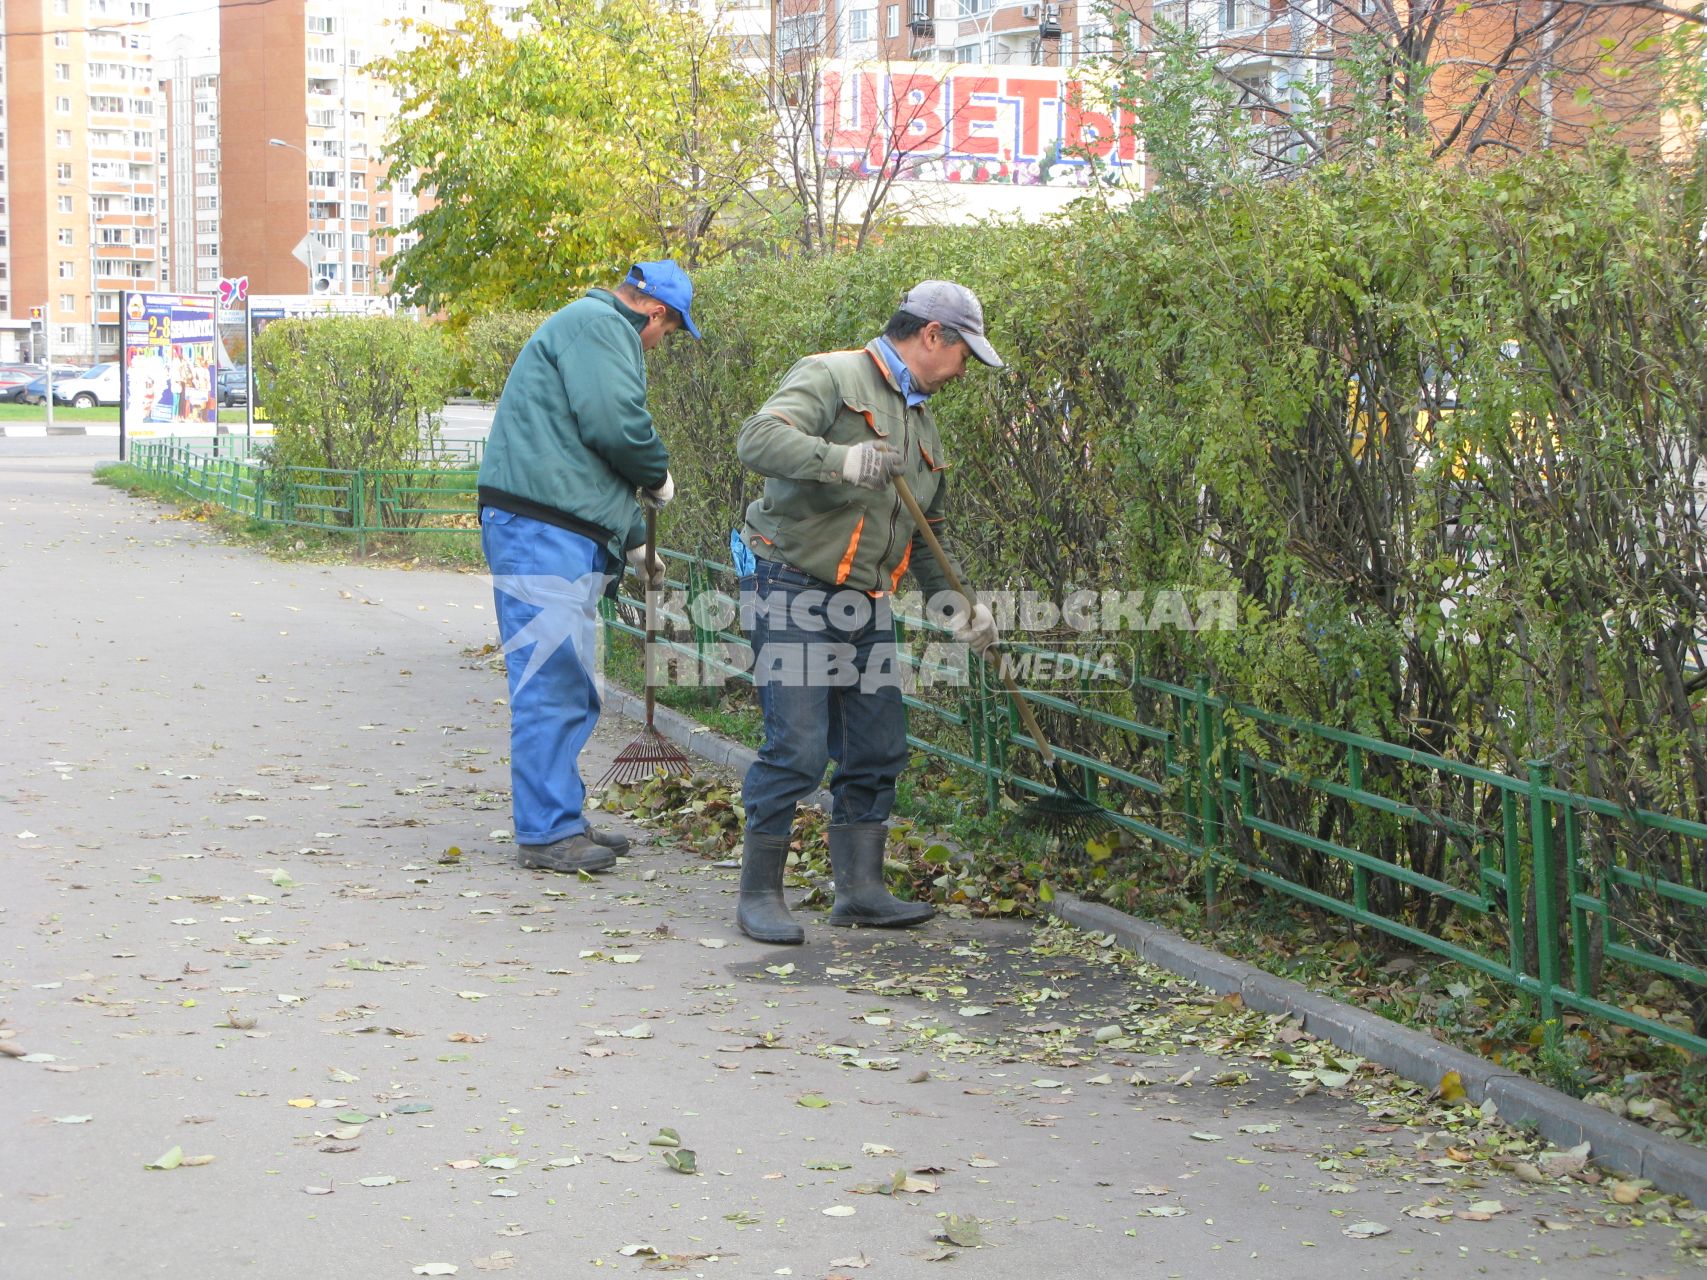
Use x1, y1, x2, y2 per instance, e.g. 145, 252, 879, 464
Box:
0, 439, 1692, 1278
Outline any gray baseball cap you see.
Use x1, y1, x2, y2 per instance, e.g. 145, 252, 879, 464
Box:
899, 280, 1004, 369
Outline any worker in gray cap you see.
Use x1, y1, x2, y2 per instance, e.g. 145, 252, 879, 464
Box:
732, 281, 1004, 944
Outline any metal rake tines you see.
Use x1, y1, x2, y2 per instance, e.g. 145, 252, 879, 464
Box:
596, 728, 691, 789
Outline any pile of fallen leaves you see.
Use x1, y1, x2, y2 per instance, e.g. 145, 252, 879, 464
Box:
605, 769, 1707, 1152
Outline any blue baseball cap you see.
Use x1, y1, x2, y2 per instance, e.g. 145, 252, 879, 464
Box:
623, 259, 701, 339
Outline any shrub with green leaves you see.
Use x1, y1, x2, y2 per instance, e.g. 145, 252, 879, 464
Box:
638, 141, 1707, 1008
255, 315, 454, 474
460, 310, 554, 403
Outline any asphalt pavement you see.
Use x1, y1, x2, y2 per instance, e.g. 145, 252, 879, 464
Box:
0, 441, 1692, 1279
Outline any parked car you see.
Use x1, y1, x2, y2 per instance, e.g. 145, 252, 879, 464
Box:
217, 366, 249, 407
55, 362, 122, 408
0, 364, 38, 398
16, 367, 87, 405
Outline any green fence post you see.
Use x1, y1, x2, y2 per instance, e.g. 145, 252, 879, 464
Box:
352, 470, 366, 558
1348, 745, 1369, 914
1527, 760, 1562, 1053
1196, 675, 1220, 927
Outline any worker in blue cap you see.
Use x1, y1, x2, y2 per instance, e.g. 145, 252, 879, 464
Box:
477, 259, 701, 875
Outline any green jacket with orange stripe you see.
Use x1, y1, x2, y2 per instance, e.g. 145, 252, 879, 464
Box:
737, 339, 964, 597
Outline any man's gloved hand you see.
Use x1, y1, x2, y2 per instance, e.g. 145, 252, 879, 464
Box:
841, 441, 905, 491
953, 602, 999, 658
625, 544, 666, 593
639, 471, 675, 512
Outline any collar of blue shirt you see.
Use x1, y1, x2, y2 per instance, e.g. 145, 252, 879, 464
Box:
874, 335, 930, 409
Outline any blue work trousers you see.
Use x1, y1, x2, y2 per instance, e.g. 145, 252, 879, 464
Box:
481, 507, 609, 846
740, 559, 908, 838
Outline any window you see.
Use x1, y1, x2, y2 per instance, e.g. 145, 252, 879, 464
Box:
58, 229, 75, 246
130, 196, 154, 214
309, 200, 341, 220
888, 4, 900, 37
59, 261, 75, 279
350, 201, 369, 220
308, 15, 337, 32
55, 33, 70, 48
99, 228, 129, 245
307, 47, 336, 64
134, 228, 154, 246
60, 293, 75, 311
349, 171, 366, 191
134, 130, 153, 147
54, 64, 72, 81
56, 129, 72, 146
849, 7, 874, 40
311, 138, 343, 157
308, 169, 340, 188
97, 292, 119, 310
778, 14, 821, 52
57, 162, 73, 181
56, 96, 71, 113
90, 95, 125, 113
59, 327, 76, 346
350, 232, 366, 253
955, 42, 982, 61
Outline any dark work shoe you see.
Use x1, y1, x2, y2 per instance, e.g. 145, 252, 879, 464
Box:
517, 834, 617, 874
584, 826, 632, 856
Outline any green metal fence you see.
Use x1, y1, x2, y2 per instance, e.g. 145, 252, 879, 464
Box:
130, 436, 1707, 1059
129, 436, 482, 554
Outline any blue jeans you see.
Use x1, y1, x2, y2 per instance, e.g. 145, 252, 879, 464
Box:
740, 559, 908, 838
481, 507, 609, 846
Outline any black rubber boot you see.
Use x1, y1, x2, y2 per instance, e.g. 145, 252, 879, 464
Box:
827, 822, 935, 928
737, 831, 804, 945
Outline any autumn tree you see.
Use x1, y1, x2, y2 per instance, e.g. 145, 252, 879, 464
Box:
1106, 0, 1706, 175
371, 0, 770, 320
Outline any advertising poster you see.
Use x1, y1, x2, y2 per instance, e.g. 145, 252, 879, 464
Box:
120, 291, 219, 442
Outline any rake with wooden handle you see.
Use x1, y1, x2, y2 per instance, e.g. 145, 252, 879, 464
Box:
893, 473, 1113, 838
598, 506, 691, 788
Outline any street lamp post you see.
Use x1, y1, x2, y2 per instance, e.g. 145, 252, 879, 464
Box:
268, 137, 330, 293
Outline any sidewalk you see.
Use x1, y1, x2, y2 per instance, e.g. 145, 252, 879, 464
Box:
0, 445, 1693, 1278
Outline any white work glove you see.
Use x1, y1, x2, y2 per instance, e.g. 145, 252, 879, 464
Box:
841, 441, 905, 490
953, 602, 999, 658
625, 544, 666, 593
639, 471, 675, 511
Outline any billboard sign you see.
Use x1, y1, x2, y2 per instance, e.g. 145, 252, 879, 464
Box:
120, 291, 219, 446
817, 60, 1138, 188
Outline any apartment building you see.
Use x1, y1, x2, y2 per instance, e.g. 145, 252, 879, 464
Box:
157, 37, 215, 294
2, 0, 160, 363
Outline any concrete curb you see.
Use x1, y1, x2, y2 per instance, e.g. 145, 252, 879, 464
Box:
1046, 893, 1707, 1205
597, 682, 1707, 1205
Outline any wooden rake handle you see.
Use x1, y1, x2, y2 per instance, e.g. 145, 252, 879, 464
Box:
891, 474, 1060, 770
644, 506, 658, 730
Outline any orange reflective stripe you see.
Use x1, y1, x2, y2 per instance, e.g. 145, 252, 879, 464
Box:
889, 542, 912, 592
835, 515, 865, 585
